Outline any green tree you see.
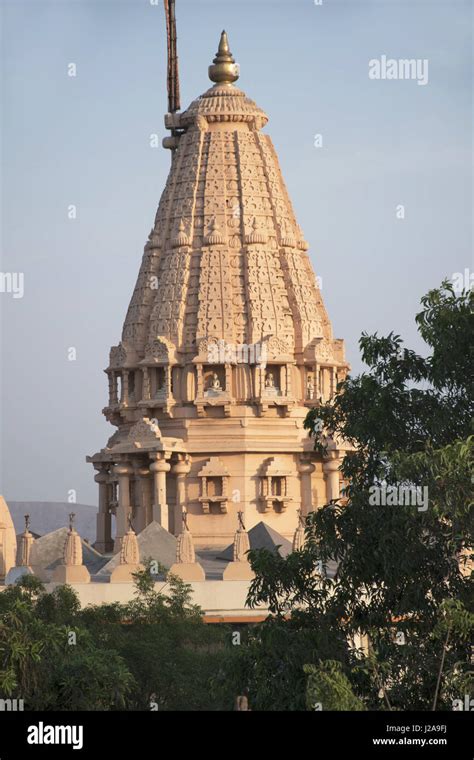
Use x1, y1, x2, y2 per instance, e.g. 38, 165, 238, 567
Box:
0, 568, 238, 711
304, 661, 366, 711
0, 575, 134, 710
244, 281, 473, 710
75, 561, 239, 711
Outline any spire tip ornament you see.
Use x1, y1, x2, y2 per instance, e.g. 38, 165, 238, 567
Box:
209, 30, 239, 85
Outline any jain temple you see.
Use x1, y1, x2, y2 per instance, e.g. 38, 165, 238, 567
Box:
0, 33, 349, 619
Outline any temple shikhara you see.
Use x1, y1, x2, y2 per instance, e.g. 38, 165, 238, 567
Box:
1, 31, 349, 611
87, 31, 349, 557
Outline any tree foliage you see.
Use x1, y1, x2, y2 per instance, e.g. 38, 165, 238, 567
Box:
243, 281, 473, 710
0, 566, 238, 711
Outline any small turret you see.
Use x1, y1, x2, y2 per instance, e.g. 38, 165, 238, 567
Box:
110, 514, 144, 583
5, 512, 33, 585
168, 510, 205, 581
52, 513, 91, 584
223, 512, 254, 580
292, 509, 306, 552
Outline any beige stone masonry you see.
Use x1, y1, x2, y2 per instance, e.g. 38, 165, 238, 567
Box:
52, 514, 91, 584
87, 31, 350, 551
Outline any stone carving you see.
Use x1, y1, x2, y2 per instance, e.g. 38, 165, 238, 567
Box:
259, 457, 293, 513
120, 520, 140, 566
89, 31, 349, 552
245, 216, 268, 245
223, 511, 254, 580
5, 513, 34, 585
127, 417, 162, 443
176, 511, 195, 563
144, 337, 175, 363
205, 371, 223, 396
171, 219, 190, 248
52, 513, 91, 584
197, 337, 219, 358
198, 457, 229, 514
63, 513, 82, 566
168, 510, 205, 581
16, 514, 34, 567
279, 218, 297, 248
292, 509, 305, 552
233, 511, 250, 561
109, 343, 127, 368
263, 335, 291, 359
315, 337, 332, 361
205, 217, 225, 246
110, 517, 144, 583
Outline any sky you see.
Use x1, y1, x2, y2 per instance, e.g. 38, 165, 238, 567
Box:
0, 0, 472, 506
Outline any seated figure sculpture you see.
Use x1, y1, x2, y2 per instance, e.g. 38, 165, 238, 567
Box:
205, 371, 223, 396
264, 371, 278, 396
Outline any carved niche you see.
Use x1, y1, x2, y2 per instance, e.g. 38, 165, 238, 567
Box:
198, 457, 230, 514
258, 457, 293, 513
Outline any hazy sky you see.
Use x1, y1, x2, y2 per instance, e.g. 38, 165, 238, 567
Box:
1, 0, 472, 506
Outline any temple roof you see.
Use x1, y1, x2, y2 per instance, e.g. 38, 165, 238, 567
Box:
117, 31, 344, 368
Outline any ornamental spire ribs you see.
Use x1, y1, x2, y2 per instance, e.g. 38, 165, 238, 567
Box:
122, 33, 340, 356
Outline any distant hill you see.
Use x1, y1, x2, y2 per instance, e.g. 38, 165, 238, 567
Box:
7, 502, 97, 542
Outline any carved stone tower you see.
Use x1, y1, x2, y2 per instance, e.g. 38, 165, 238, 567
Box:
88, 32, 349, 552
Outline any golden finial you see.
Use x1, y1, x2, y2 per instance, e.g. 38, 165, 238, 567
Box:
208, 30, 239, 85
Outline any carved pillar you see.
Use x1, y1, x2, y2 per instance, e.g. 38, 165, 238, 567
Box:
132, 461, 152, 533
109, 371, 118, 405
330, 366, 337, 399
224, 364, 231, 393
320, 368, 326, 401
196, 363, 204, 397
255, 365, 264, 397
313, 364, 319, 400
142, 367, 151, 401
164, 366, 172, 396
94, 464, 112, 553
297, 455, 316, 515
150, 453, 171, 530
122, 370, 129, 406
171, 455, 191, 536
323, 456, 341, 503
113, 462, 133, 551
108, 480, 117, 510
